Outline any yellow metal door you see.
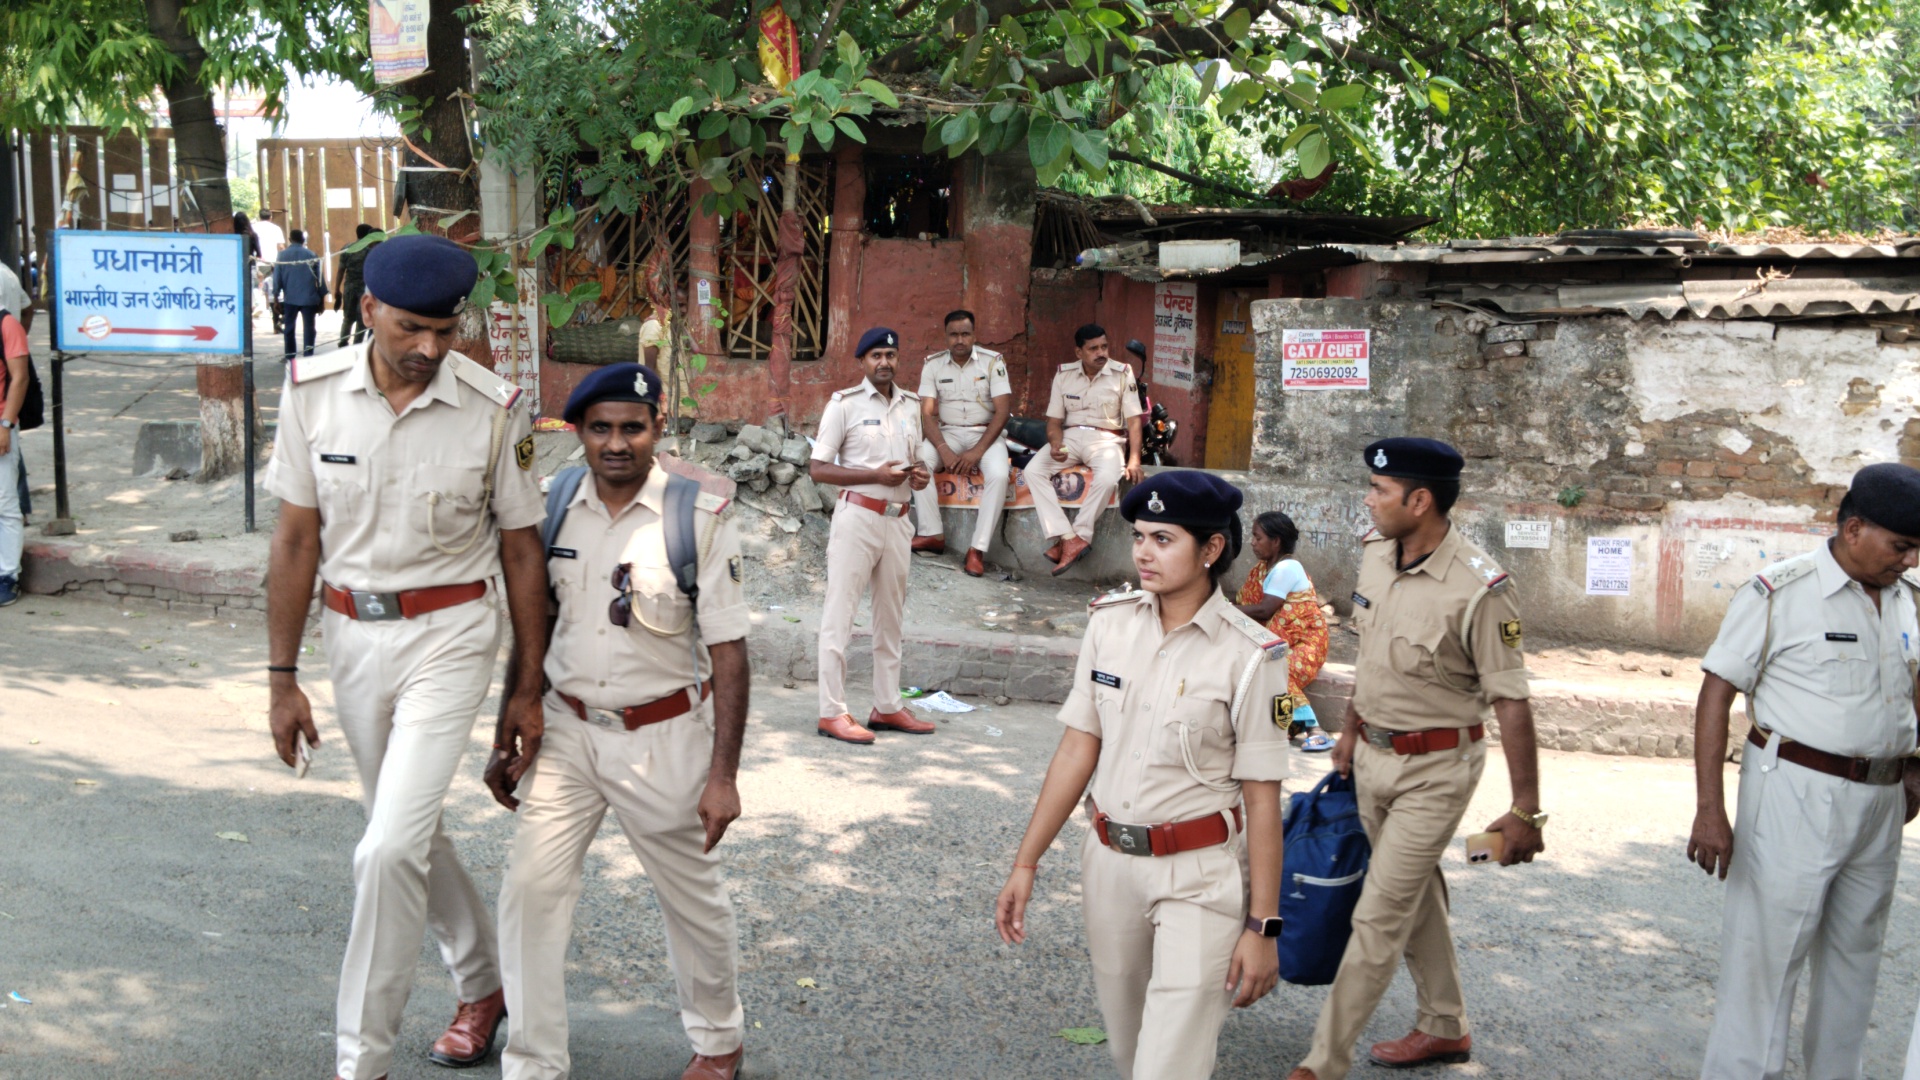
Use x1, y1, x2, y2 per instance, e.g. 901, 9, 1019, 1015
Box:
1205, 290, 1255, 471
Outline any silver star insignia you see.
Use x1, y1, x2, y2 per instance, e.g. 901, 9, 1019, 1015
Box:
1469, 557, 1484, 569
1482, 568, 1498, 580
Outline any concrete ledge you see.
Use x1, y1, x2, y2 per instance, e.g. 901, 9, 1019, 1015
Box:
21, 538, 268, 620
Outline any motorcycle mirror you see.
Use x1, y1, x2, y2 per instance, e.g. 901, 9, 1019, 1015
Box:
1125, 339, 1148, 361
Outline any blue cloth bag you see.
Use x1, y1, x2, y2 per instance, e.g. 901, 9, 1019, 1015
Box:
1278, 770, 1371, 986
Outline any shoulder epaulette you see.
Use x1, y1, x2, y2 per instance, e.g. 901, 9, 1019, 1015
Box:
656, 452, 737, 510
976, 346, 1004, 361
449, 355, 523, 409
1752, 552, 1819, 596
1361, 528, 1388, 544
288, 350, 357, 385
898, 388, 919, 400
1458, 545, 1509, 590
924, 349, 950, 365
1903, 569, 1920, 593
1087, 588, 1146, 612
1223, 608, 1289, 662
1059, 361, 1078, 372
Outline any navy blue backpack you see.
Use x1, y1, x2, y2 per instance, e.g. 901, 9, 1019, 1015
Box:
1278, 771, 1371, 986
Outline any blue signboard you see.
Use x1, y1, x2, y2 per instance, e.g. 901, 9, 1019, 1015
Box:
53, 230, 249, 355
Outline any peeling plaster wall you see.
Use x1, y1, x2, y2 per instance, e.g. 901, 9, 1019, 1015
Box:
1249, 296, 1920, 651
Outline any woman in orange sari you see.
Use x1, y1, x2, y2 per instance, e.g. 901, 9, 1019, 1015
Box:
1235, 511, 1332, 751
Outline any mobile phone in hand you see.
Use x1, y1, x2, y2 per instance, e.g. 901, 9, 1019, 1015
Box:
295, 739, 314, 779
1465, 830, 1504, 865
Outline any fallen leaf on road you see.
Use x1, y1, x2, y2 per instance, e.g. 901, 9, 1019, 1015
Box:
794, 978, 817, 989
753, 1021, 762, 1029
1057, 1027, 1106, 1045
28, 738, 39, 744
782, 615, 800, 623
215, 832, 250, 843
73, 778, 99, 786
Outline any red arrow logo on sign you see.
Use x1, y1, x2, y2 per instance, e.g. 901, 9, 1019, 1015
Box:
112, 325, 220, 342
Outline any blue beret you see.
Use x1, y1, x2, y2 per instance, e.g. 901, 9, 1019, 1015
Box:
1847, 463, 1920, 537
563, 363, 662, 425
856, 326, 899, 356
1365, 437, 1463, 481
363, 234, 479, 319
1121, 469, 1243, 528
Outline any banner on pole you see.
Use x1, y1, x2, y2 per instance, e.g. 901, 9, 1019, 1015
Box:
370, 0, 430, 85
52, 230, 248, 355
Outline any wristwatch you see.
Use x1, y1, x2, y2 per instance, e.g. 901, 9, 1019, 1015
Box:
1511, 805, 1550, 830
1245, 915, 1283, 938
0, 418, 13, 430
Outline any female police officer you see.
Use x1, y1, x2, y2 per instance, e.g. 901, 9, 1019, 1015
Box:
995, 469, 1291, 1079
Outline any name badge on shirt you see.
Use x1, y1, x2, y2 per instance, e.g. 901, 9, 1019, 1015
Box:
1064, 394, 1082, 401
860, 418, 882, 426
319, 453, 356, 464
1092, 670, 1122, 689
548, 547, 578, 559
1826, 632, 1859, 642
1351, 591, 1371, 608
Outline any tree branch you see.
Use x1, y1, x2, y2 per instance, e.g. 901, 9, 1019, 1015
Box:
1109, 148, 1271, 202
804, 0, 855, 69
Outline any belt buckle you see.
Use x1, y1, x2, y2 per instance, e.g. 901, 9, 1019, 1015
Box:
1363, 725, 1396, 750
351, 590, 403, 621
1106, 821, 1155, 856
1867, 757, 1903, 785
584, 707, 626, 731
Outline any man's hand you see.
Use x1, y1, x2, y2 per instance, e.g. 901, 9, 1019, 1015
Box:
1226, 929, 1281, 1007
953, 447, 985, 477
268, 675, 320, 768
1687, 805, 1735, 879
874, 460, 913, 486
0, 427, 11, 457
995, 866, 1037, 945
699, 775, 742, 853
495, 691, 545, 784
1486, 811, 1546, 866
483, 747, 522, 811
1049, 443, 1070, 462
907, 462, 931, 491
936, 446, 961, 474
1330, 724, 1358, 777
1123, 458, 1145, 484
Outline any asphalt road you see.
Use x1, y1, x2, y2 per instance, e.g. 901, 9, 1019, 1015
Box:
10, 594, 1920, 1079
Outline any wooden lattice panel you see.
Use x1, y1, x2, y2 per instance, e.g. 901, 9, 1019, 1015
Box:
716, 158, 832, 361
549, 194, 689, 324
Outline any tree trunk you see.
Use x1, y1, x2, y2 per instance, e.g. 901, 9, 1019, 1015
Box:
402, 0, 489, 361
145, 0, 246, 481
764, 163, 801, 429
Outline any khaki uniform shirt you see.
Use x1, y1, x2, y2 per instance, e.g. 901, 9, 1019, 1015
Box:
1045, 359, 1144, 431
542, 465, 748, 709
1060, 590, 1292, 824
265, 344, 543, 591
1349, 526, 1530, 730
809, 379, 923, 504
918, 346, 1010, 429
1702, 544, 1920, 759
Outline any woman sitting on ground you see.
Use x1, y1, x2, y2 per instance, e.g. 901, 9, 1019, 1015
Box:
1236, 510, 1332, 752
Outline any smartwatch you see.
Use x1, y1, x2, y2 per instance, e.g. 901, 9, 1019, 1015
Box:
1245, 915, 1283, 938
0, 418, 13, 430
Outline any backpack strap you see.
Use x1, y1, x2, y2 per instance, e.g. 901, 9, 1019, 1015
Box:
541, 465, 589, 553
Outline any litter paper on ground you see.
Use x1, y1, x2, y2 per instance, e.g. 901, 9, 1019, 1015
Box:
907, 691, 975, 713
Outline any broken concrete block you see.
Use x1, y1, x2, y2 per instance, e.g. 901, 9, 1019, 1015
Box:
689, 421, 729, 444
725, 453, 771, 482
778, 437, 811, 466
736, 424, 779, 456
790, 475, 824, 512
768, 460, 798, 485
1484, 323, 1540, 344
727, 443, 755, 462
748, 475, 772, 494
1481, 340, 1527, 361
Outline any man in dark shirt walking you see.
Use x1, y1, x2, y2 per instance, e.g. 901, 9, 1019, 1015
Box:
272, 229, 329, 359
334, 224, 378, 348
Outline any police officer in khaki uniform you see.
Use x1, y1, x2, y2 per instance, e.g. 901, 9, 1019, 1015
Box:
997, 470, 1290, 1080
1685, 463, 1920, 1080
1288, 438, 1546, 1080
264, 235, 549, 1079
910, 309, 1012, 578
1027, 323, 1144, 576
487, 363, 750, 1080
811, 327, 938, 744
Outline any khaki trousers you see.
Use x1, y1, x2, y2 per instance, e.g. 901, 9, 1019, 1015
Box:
817, 500, 912, 718
1705, 747, 1902, 1080
1080, 829, 1245, 1080
325, 593, 504, 1080
913, 426, 1011, 553
498, 696, 743, 1079
1024, 427, 1125, 543
1302, 737, 1485, 1080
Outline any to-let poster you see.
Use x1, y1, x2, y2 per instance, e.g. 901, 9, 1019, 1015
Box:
1281, 328, 1370, 390
1585, 537, 1633, 596
1504, 521, 1552, 549
1151, 281, 1197, 387
370, 0, 430, 85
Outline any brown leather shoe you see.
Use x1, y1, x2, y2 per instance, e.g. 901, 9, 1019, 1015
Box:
1368, 1030, 1472, 1068
681, 1046, 744, 1080
911, 534, 946, 554
964, 549, 987, 576
869, 706, 936, 735
818, 713, 877, 744
1285, 1070, 1318, 1080
427, 987, 505, 1067
1051, 536, 1091, 576
1043, 538, 1064, 563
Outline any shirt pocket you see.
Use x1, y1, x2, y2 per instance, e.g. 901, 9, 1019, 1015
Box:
412, 462, 488, 544
1387, 616, 1452, 686
624, 539, 695, 636
1150, 693, 1234, 772
311, 453, 371, 522
1817, 638, 1872, 696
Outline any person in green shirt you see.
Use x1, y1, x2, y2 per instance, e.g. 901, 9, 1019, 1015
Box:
333, 224, 379, 348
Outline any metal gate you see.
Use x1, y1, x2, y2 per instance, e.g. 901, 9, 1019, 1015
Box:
257, 138, 404, 270
9, 127, 185, 264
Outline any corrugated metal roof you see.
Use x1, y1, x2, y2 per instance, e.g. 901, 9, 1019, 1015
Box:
1450, 278, 1920, 320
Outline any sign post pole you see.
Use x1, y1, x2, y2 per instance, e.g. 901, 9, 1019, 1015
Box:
45, 350, 74, 536
242, 308, 255, 533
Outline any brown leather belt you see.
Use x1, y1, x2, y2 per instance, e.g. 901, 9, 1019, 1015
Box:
840, 491, 911, 517
559, 682, 712, 731
1359, 720, 1486, 756
1090, 798, 1242, 857
1068, 424, 1123, 433
322, 581, 486, 622
1746, 725, 1905, 785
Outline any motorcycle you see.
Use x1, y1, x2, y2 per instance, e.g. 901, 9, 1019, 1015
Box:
1001, 338, 1178, 469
